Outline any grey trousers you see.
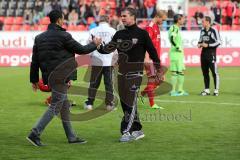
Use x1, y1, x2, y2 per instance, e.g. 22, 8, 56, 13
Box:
31, 89, 77, 141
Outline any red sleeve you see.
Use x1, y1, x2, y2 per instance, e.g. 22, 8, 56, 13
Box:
145, 26, 154, 40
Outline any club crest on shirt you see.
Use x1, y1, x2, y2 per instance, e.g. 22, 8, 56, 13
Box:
132, 38, 138, 44
117, 39, 123, 43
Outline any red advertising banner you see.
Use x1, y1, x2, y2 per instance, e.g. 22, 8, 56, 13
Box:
0, 48, 239, 67
160, 48, 240, 67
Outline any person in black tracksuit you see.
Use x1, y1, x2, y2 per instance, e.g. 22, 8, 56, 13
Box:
99, 8, 162, 142
198, 16, 221, 96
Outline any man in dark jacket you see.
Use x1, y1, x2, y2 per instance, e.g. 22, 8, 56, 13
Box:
26, 10, 101, 146
99, 8, 163, 142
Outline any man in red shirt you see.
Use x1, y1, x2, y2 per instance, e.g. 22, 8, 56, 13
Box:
225, 0, 236, 27
141, 10, 167, 109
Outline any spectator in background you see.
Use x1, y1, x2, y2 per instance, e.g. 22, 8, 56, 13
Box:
167, 5, 174, 29
0, 20, 3, 30
79, 1, 87, 24
88, 21, 97, 30
144, 0, 156, 18
194, 9, 204, 28
69, 0, 78, 10
225, 0, 236, 27
105, 4, 112, 15
23, 9, 33, 25
211, 1, 221, 24
204, 7, 215, 25
68, 9, 79, 25
52, 0, 62, 11
110, 15, 120, 30
177, 6, 184, 15
90, 0, 101, 21
81, 2, 94, 23
43, 0, 53, 16
34, 0, 44, 13
136, 0, 146, 18
124, 0, 132, 7
61, 0, 70, 9
32, 10, 42, 24
62, 7, 69, 25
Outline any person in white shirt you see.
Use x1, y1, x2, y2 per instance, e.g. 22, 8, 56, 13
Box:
84, 15, 117, 111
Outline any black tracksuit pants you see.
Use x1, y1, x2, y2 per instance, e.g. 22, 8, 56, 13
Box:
118, 73, 143, 134
201, 52, 220, 90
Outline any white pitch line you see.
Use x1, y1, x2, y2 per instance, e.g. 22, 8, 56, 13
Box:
154, 99, 240, 106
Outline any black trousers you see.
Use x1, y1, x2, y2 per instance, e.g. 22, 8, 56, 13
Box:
118, 73, 143, 134
87, 66, 114, 106
201, 54, 219, 90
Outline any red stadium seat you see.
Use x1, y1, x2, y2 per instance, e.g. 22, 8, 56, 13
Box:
221, 17, 226, 24
22, 24, 31, 31
4, 17, 14, 25
232, 25, 240, 30
221, 25, 230, 30
235, 9, 240, 17
39, 17, 50, 25
222, 9, 227, 17
39, 25, 48, 31
0, 16, 4, 22
99, 9, 106, 15
213, 24, 221, 31
11, 25, 21, 31
32, 25, 39, 31
233, 17, 239, 25
100, 1, 107, 7
67, 25, 77, 31
76, 25, 86, 31
4, 25, 12, 31
14, 17, 23, 25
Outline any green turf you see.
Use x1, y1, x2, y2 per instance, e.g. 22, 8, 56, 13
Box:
0, 67, 239, 160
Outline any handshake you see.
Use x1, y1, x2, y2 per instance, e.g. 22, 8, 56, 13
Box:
198, 42, 208, 48
92, 36, 102, 48
91, 36, 110, 54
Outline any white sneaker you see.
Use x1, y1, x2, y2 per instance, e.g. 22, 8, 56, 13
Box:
132, 130, 145, 140
119, 132, 135, 142
213, 90, 219, 96
84, 103, 93, 110
200, 89, 210, 96
106, 105, 117, 111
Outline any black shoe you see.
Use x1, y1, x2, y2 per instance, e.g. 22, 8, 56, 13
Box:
26, 132, 44, 147
68, 137, 87, 144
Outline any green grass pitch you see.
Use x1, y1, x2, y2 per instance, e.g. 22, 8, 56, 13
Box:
0, 67, 239, 160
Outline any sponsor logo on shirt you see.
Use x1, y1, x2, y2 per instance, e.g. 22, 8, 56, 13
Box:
132, 38, 138, 44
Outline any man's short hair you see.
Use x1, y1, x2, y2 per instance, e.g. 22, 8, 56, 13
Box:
204, 16, 212, 24
99, 15, 109, 23
122, 7, 137, 19
173, 14, 183, 23
48, 10, 63, 23
155, 10, 167, 18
